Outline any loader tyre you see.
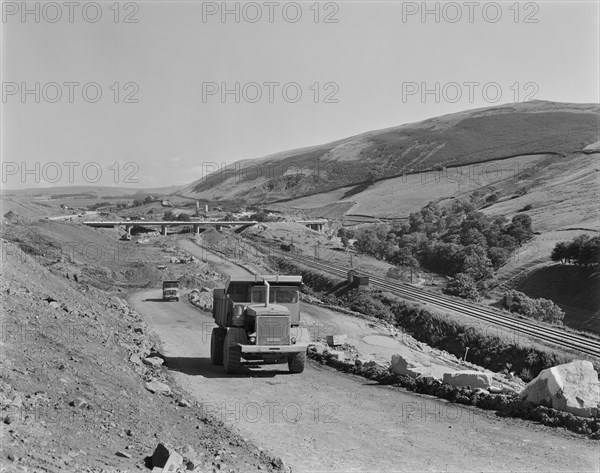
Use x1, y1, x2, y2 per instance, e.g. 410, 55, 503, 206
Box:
223, 333, 242, 374
210, 328, 225, 365
288, 351, 306, 373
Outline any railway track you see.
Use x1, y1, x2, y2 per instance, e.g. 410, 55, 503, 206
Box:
280, 252, 600, 358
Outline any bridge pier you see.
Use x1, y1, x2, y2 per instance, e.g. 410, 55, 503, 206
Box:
193, 224, 201, 235
161, 225, 167, 236
125, 225, 132, 238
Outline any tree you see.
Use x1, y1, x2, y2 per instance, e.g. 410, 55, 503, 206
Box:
354, 226, 389, 259
163, 210, 175, 221
338, 228, 355, 248
505, 214, 533, 244
488, 246, 511, 269
443, 273, 480, 301
461, 245, 494, 281
579, 236, 600, 267
390, 247, 419, 268
177, 213, 191, 222
551, 241, 569, 264
250, 211, 277, 222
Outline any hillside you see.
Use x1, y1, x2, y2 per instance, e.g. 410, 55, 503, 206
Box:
178, 101, 600, 205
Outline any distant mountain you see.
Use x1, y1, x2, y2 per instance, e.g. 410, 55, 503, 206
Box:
2, 185, 186, 197
179, 101, 599, 204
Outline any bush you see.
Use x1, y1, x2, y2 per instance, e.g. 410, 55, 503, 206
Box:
386, 266, 412, 282
342, 289, 394, 323
443, 273, 480, 301
502, 290, 565, 324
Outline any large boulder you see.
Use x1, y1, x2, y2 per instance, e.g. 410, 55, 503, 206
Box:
519, 360, 600, 417
151, 443, 183, 471
391, 354, 427, 379
442, 371, 492, 389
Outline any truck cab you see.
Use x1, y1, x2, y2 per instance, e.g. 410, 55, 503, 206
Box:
162, 280, 180, 302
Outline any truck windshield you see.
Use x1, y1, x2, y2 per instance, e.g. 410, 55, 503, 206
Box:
251, 288, 298, 304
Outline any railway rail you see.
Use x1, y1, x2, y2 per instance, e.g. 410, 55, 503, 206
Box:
280, 252, 600, 358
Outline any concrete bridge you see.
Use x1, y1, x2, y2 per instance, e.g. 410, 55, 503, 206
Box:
83, 219, 327, 237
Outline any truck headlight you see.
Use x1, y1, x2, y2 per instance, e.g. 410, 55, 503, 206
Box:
291, 336, 297, 344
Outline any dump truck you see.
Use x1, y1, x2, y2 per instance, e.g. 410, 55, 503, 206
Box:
211, 275, 309, 374
162, 280, 180, 302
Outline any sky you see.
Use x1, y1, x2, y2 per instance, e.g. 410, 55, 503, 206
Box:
1, 0, 599, 190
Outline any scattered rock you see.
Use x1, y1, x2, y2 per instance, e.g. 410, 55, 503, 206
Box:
310, 343, 327, 355
145, 380, 172, 396
178, 399, 191, 408
69, 397, 88, 408
129, 354, 141, 364
391, 354, 426, 379
442, 371, 492, 389
181, 444, 202, 469
272, 457, 286, 470
151, 443, 171, 468
519, 360, 600, 417
151, 443, 183, 471
326, 334, 347, 347
143, 357, 165, 367
116, 451, 132, 458
327, 349, 346, 361
363, 360, 380, 370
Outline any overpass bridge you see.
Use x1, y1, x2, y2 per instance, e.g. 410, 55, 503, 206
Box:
83, 219, 327, 237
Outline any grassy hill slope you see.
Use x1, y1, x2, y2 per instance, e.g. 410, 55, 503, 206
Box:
179, 101, 599, 204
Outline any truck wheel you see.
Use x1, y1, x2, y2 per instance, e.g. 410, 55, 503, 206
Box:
210, 328, 225, 365
223, 333, 242, 374
288, 351, 306, 374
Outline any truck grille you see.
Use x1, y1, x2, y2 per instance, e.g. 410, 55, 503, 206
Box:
256, 315, 290, 346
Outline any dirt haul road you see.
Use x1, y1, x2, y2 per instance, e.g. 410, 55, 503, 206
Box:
128, 290, 599, 473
